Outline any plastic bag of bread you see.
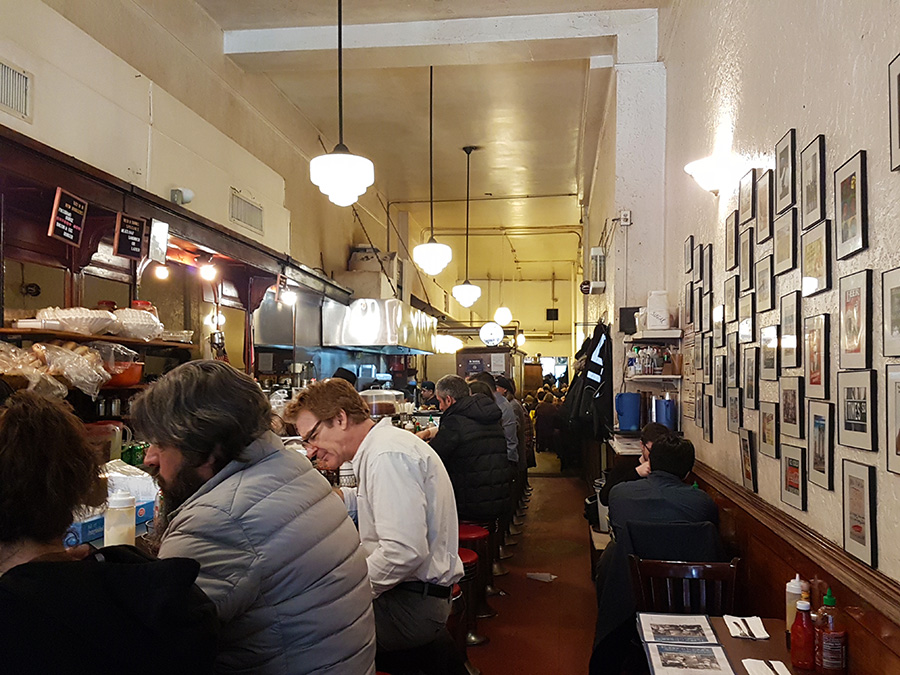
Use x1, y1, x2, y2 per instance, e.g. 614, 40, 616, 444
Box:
0, 341, 67, 398
83, 341, 138, 374
32, 343, 110, 397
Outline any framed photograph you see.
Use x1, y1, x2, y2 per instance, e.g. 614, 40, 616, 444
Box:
714, 355, 726, 408
800, 134, 826, 228
693, 330, 703, 370
781, 443, 807, 511
695, 382, 704, 427
738, 292, 755, 344
808, 400, 834, 491
739, 168, 757, 225
684, 235, 694, 273
724, 275, 738, 324
885, 364, 900, 475
804, 314, 830, 400
775, 129, 797, 214
726, 331, 739, 388
703, 335, 713, 385
755, 255, 774, 312
739, 428, 758, 492
743, 346, 758, 410
756, 169, 774, 243
725, 210, 739, 271
702, 292, 713, 335
882, 266, 900, 357
760, 324, 780, 381
891, 51, 900, 171
839, 270, 872, 370
781, 291, 802, 369
842, 460, 877, 567
834, 150, 868, 259
693, 244, 703, 284
739, 228, 754, 292
703, 395, 713, 443
773, 209, 797, 275
685, 281, 694, 325
713, 304, 725, 348
703, 244, 713, 294
838, 369, 877, 451
694, 284, 704, 332
727, 387, 742, 434
760, 400, 780, 458
801, 221, 831, 297
780, 376, 804, 438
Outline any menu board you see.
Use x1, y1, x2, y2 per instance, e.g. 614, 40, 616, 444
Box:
114, 213, 147, 260
47, 187, 88, 247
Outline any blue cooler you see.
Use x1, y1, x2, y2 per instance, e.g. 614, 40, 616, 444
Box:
615, 392, 641, 431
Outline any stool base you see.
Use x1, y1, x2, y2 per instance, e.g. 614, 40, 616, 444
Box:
466, 631, 489, 647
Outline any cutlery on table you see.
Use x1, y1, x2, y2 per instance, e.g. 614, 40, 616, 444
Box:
763, 660, 781, 674
740, 617, 758, 640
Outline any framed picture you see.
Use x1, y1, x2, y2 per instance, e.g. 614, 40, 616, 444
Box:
693, 330, 703, 371
685, 281, 694, 325
739, 228, 754, 292
801, 221, 831, 297
834, 150, 868, 260
807, 400, 834, 491
775, 129, 797, 214
739, 428, 757, 492
703, 395, 713, 443
882, 266, 900, 357
804, 314, 829, 400
713, 304, 725, 348
714, 355, 726, 408
760, 324, 780, 381
694, 285, 704, 332
695, 382, 704, 427
781, 291, 802, 369
703, 244, 713, 294
726, 332, 739, 388
756, 255, 774, 312
756, 169, 774, 243
800, 134, 826, 228
839, 270, 871, 370
724, 275, 738, 324
702, 292, 713, 335
891, 51, 900, 171
760, 400, 780, 458
780, 376, 804, 438
739, 168, 757, 225
773, 209, 797, 275
838, 369, 877, 451
727, 387, 742, 434
684, 235, 694, 273
781, 443, 807, 511
742, 346, 758, 410
738, 292, 755, 344
703, 335, 713, 385
885, 364, 900, 475
842, 460, 877, 567
725, 210, 739, 271
693, 244, 703, 284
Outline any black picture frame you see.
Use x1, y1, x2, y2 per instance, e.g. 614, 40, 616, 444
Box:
760, 400, 780, 458
714, 355, 726, 408
834, 150, 868, 260
760, 324, 780, 381
684, 235, 694, 273
685, 281, 694, 325
703, 244, 713, 294
775, 129, 797, 214
702, 292, 713, 335
838, 369, 877, 452
756, 169, 774, 243
800, 134, 826, 229
703, 394, 714, 443
739, 168, 757, 225
727, 386, 742, 434
724, 275, 738, 324
738, 292, 755, 344
801, 220, 831, 297
694, 284, 703, 332
808, 400, 834, 491
804, 314, 830, 400
780, 291, 802, 369
891, 51, 900, 171
839, 269, 872, 370
739, 228, 754, 292
703, 334, 713, 385
755, 255, 774, 312
885, 364, 900, 475
693, 244, 703, 284
882, 266, 900, 357
713, 304, 725, 348
773, 208, 797, 275
725, 210, 739, 271
695, 381, 704, 427
780, 376, 804, 439
842, 459, 877, 568
726, 331, 739, 388
743, 346, 758, 410
781, 442, 807, 512
739, 428, 758, 492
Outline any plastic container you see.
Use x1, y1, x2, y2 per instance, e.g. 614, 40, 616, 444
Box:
646, 291, 670, 329
791, 600, 815, 670
615, 392, 641, 431
103, 362, 144, 388
130, 300, 159, 320
359, 389, 405, 418
786, 574, 805, 630
104, 489, 136, 546
815, 588, 847, 674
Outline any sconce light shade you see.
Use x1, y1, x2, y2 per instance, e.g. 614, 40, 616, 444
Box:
684, 154, 747, 195
452, 281, 481, 308
310, 144, 375, 207
412, 237, 453, 276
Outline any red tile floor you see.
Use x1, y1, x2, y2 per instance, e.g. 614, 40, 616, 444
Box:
466, 475, 596, 674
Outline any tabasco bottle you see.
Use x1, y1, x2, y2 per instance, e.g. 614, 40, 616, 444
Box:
815, 588, 847, 674
791, 600, 815, 670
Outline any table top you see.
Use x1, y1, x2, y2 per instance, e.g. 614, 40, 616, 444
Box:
709, 617, 808, 674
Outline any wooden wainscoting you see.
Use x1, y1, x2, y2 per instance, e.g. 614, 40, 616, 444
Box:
694, 462, 900, 674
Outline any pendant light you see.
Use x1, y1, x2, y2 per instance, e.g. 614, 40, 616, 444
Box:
452, 146, 482, 308
412, 67, 453, 276
309, 0, 375, 207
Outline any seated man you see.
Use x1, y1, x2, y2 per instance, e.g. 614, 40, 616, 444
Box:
286, 378, 464, 655
598, 421, 670, 506
419, 380, 438, 408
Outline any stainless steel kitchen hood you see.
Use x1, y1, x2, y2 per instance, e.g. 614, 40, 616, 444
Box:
322, 298, 436, 354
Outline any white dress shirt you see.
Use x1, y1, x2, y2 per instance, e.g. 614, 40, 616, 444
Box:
343, 418, 464, 597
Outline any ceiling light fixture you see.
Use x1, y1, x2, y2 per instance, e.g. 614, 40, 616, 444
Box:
479, 321, 504, 346
516, 333, 526, 347
494, 306, 512, 326
452, 146, 482, 308
309, 0, 374, 207
412, 67, 452, 276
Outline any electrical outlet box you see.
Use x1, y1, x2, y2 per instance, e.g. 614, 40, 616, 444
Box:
619, 209, 632, 226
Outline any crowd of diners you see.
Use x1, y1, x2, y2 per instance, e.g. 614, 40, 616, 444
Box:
0, 360, 552, 675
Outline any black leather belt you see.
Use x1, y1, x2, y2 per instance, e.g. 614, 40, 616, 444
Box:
396, 580, 452, 599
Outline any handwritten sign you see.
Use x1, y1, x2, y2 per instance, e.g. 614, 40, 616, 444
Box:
114, 213, 147, 260
47, 187, 87, 247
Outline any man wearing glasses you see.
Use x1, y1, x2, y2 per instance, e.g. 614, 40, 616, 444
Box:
286, 378, 464, 656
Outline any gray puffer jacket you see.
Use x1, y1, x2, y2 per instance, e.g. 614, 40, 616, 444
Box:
158, 431, 375, 674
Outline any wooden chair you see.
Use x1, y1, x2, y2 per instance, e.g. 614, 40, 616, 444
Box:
628, 555, 740, 615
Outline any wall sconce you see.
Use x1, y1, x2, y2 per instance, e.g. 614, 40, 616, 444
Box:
154, 264, 170, 280
196, 254, 218, 281
683, 154, 747, 195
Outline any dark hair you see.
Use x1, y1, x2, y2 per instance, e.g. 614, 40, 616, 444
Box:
649, 434, 696, 478
0, 391, 102, 543
468, 371, 497, 390
286, 377, 370, 426
640, 422, 671, 447
467, 380, 494, 398
131, 360, 272, 469
435, 375, 469, 401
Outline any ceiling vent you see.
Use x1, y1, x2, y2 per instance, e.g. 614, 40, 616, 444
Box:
229, 189, 264, 233
0, 58, 32, 122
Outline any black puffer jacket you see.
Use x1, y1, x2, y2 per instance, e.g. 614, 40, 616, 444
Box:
431, 393, 511, 521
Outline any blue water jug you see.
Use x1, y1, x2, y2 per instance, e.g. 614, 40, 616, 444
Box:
655, 398, 677, 431
615, 392, 641, 431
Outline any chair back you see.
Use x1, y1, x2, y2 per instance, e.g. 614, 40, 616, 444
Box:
628, 555, 740, 615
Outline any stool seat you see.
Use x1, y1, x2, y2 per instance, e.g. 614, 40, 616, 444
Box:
452, 583, 462, 598
458, 523, 490, 541
459, 547, 478, 567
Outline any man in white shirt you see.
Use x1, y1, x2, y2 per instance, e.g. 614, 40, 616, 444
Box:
286, 378, 464, 654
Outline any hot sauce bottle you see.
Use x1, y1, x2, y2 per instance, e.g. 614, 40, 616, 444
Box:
815, 588, 847, 674
791, 599, 815, 670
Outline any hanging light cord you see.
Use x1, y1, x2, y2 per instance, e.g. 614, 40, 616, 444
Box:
337, 0, 344, 147
464, 146, 474, 281
429, 66, 434, 240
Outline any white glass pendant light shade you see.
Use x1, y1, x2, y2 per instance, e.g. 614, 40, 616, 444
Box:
494, 306, 513, 325
480, 321, 504, 346
413, 238, 453, 276
452, 281, 482, 308
434, 334, 464, 354
310, 145, 374, 207
516, 333, 526, 347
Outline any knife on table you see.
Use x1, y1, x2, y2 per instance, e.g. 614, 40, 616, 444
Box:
741, 617, 758, 640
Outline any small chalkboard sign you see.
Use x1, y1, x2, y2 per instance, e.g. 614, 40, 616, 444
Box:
114, 213, 147, 260
48, 187, 88, 247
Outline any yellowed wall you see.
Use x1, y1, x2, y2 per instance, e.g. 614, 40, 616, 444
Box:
2, 260, 66, 318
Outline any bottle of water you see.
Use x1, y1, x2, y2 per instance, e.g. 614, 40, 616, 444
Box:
104, 490, 136, 546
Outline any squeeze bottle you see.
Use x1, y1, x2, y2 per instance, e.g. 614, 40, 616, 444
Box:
104, 490, 136, 546
815, 588, 847, 674
791, 600, 815, 670
786, 574, 804, 627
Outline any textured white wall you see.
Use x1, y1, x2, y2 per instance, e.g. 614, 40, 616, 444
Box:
662, 0, 900, 580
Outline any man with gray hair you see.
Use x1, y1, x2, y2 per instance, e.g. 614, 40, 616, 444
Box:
133, 360, 376, 675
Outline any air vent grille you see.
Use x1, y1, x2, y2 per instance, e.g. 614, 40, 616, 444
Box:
229, 189, 263, 233
0, 59, 31, 122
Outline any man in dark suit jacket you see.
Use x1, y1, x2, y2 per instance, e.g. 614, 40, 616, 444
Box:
599, 421, 669, 505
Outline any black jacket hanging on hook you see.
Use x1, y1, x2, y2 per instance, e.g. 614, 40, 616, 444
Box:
563, 320, 613, 441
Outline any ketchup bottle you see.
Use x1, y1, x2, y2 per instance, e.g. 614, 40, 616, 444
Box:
791, 599, 815, 670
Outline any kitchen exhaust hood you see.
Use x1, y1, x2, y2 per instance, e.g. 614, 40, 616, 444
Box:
322, 298, 437, 354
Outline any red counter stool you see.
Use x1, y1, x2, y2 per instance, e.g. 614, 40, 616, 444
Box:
458, 548, 488, 647
458, 523, 496, 619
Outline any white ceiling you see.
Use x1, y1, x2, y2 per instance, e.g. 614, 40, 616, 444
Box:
195, 0, 665, 282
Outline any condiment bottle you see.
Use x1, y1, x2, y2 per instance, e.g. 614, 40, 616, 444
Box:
104, 490, 136, 546
786, 574, 804, 628
815, 588, 847, 674
791, 600, 815, 670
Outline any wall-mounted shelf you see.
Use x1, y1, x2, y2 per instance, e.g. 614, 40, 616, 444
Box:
625, 329, 683, 343
0, 328, 195, 350
624, 374, 682, 382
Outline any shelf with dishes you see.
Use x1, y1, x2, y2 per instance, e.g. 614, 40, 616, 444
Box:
624, 329, 683, 343
0, 328, 194, 350
624, 374, 682, 382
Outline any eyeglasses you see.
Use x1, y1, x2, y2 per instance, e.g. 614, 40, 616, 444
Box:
297, 419, 323, 449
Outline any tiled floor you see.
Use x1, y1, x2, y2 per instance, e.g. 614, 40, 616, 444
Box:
466, 475, 596, 675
